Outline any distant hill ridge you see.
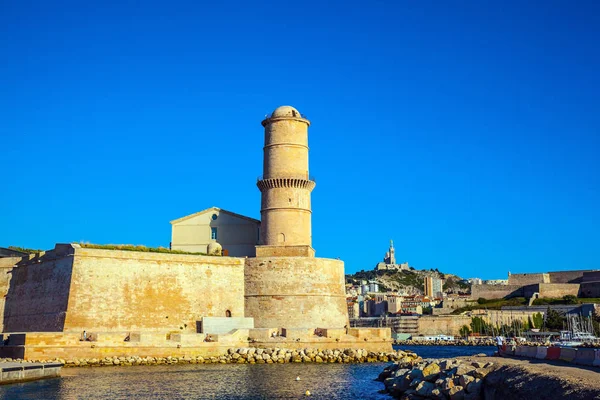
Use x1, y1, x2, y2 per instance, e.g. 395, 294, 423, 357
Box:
345, 267, 469, 295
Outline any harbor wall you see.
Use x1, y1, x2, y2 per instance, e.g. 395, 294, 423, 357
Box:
501, 344, 600, 368
417, 315, 471, 336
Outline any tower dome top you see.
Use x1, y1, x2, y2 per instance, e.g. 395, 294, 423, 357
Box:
271, 105, 301, 118
263, 105, 309, 126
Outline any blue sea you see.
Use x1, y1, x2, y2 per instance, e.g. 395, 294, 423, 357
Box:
0, 346, 494, 400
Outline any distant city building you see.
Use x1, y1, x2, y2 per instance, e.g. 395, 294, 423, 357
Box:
387, 295, 402, 314
347, 301, 360, 319
361, 294, 428, 317
482, 279, 508, 285
424, 276, 444, 298
361, 283, 369, 295
375, 240, 410, 271
368, 281, 379, 293
469, 278, 483, 285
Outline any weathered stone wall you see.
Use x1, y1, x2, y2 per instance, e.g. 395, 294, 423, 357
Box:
245, 257, 349, 329
255, 245, 315, 257
0, 257, 20, 332
538, 283, 580, 298
580, 277, 600, 298
417, 315, 471, 336
484, 310, 545, 327
3, 244, 246, 333
548, 270, 589, 283
508, 273, 549, 286
582, 271, 600, 283
471, 284, 524, 300
3, 246, 74, 332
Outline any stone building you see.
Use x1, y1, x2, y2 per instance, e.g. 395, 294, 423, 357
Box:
375, 240, 409, 271
0, 105, 392, 360
170, 206, 260, 257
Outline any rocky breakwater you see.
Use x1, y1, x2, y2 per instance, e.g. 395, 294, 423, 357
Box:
52, 347, 421, 368
378, 355, 494, 400
394, 339, 495, 347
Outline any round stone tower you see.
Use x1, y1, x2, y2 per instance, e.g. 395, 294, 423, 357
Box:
256, 105, 316, 258
245, 105, 350, 330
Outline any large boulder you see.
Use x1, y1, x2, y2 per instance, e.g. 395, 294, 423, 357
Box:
416, 381, 435, 397
423, 363, 441, 381
459, 374, 475, 387
449, 386, 466, 400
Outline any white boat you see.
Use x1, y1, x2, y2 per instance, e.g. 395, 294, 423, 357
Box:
554, 315, 599, 347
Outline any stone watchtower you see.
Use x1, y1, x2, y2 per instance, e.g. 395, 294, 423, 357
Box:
256, 106, 316, 257
245, 105, 350, 330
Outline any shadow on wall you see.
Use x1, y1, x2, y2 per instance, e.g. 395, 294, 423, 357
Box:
3, 250, 74, 332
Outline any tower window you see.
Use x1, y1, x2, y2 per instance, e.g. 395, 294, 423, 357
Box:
211, 213, 218, 220
211, 227, 218, 240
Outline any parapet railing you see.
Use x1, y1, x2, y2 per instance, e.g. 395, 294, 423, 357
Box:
263, 112, 309, 120
257, 175, 315, 182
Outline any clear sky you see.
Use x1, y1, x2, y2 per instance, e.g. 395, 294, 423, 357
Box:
1, 1, 598, 279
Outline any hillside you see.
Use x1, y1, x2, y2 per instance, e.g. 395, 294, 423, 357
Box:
345, 268, 469, 295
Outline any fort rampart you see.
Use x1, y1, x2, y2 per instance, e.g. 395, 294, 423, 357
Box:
471, 284, 525, 300
244, 257, 349, 329
2, 244, 245, 333
507, 273, 549, 285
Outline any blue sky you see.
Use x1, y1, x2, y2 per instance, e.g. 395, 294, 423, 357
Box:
1, 1, 598, 279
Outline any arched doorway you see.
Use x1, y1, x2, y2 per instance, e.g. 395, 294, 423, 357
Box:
225, 310, 232, 318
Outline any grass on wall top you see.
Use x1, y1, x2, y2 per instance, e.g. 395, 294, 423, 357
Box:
8, 246, 44, 254
77, 243, 208, 256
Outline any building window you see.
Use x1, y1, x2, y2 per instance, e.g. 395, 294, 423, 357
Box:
211, 227, 218, 240
211, 213, 218, 220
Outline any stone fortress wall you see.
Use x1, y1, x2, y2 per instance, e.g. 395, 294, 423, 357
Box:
580, 271, 600, 298
548, 270, 591, 283
471, 284, 526, 300
507, 273, 549, 285
0, 106, 393, 360
2, 244, 246, 333
0, 244, 391, 359
473, 269, 598, 300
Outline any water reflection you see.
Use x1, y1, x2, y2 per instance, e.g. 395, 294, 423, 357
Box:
0, 346, 495, 399
0, 363, 390, 400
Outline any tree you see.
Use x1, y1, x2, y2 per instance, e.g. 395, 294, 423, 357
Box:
532, 312, 544, 329
563, 295, 578, 305
459, 325, 471, 338
544, 307, 566, 331
470, 316, 489, 335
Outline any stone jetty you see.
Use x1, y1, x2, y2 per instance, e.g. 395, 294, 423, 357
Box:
393, 339, 495, 347
30, 348, 420, 368
0, 360, 62, 385
378, 354, 600, 400
378, 355, 493, 399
